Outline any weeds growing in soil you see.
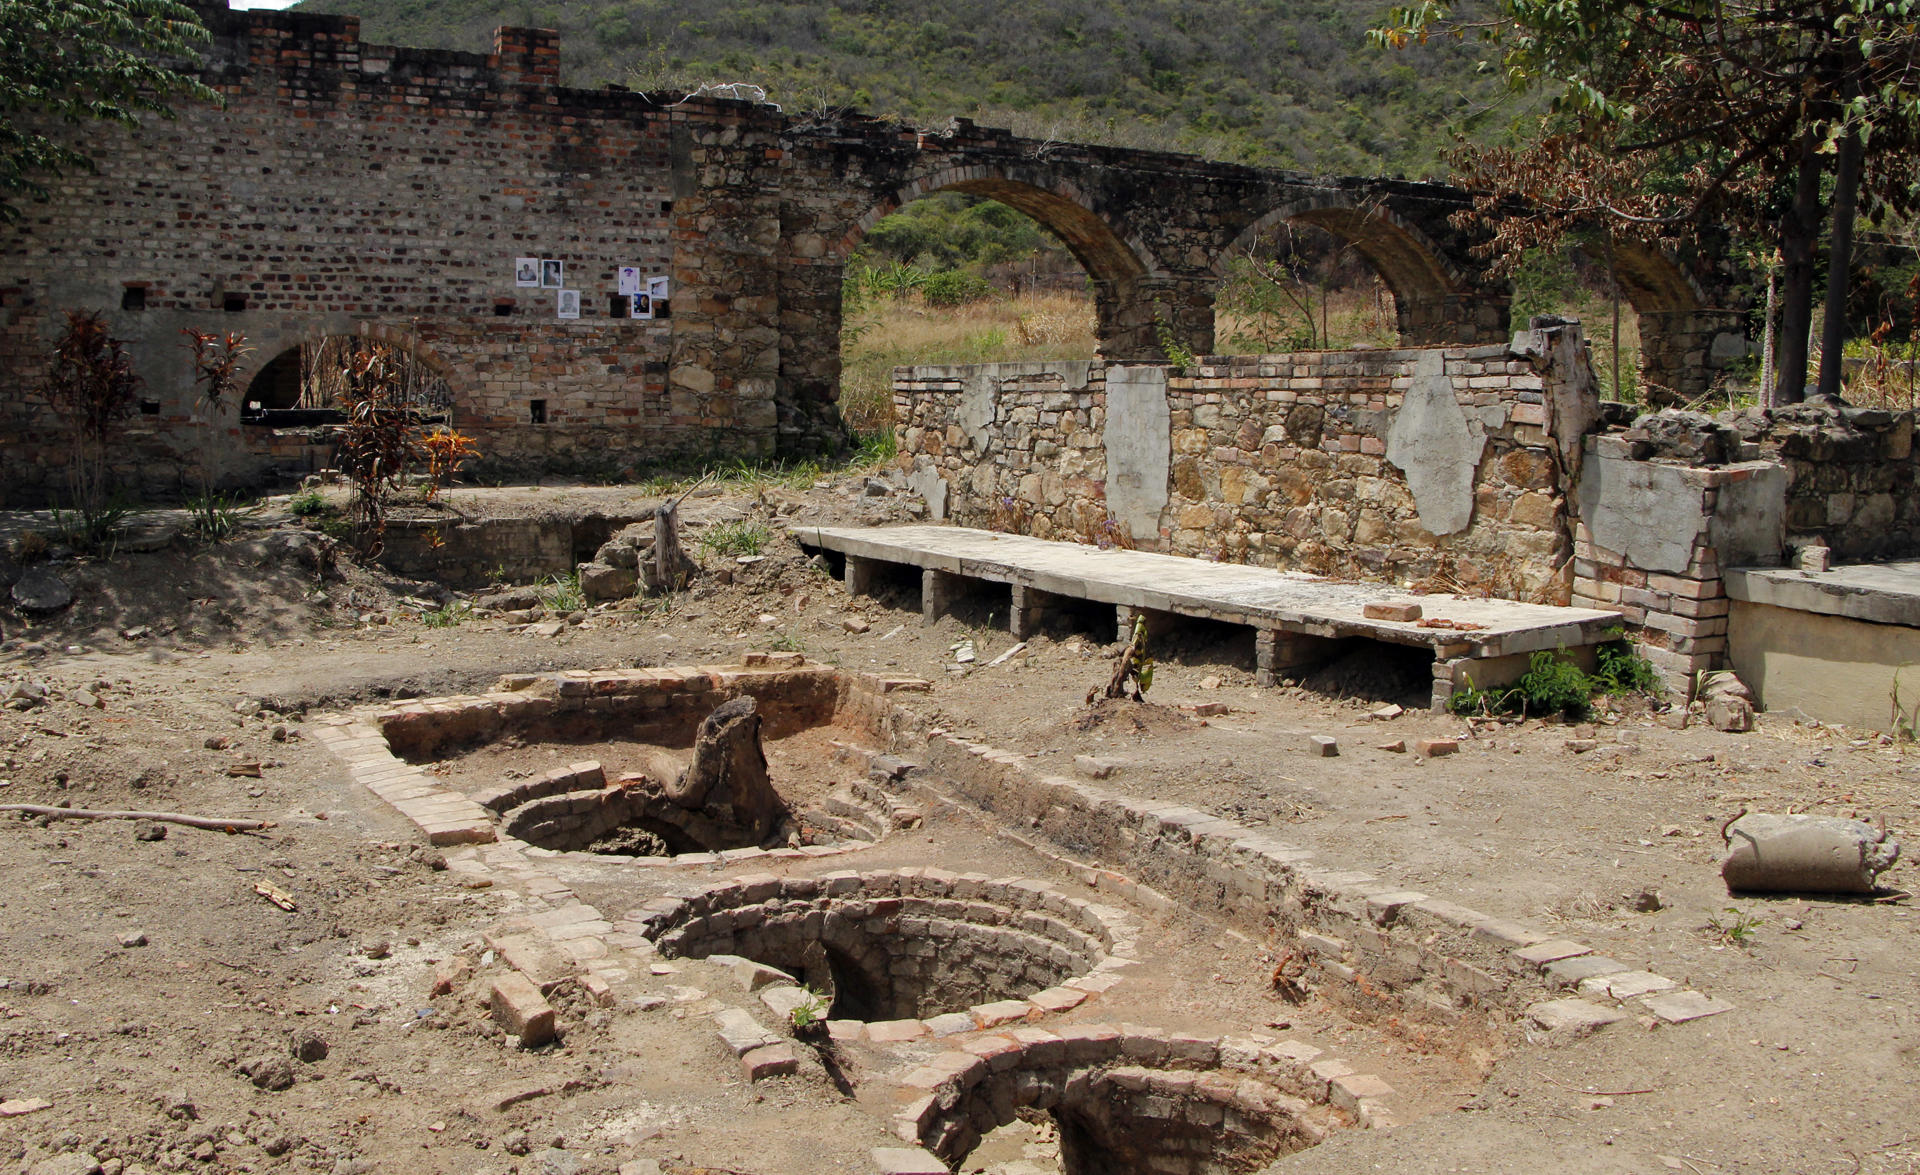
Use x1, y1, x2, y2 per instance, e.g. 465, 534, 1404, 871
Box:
1448, 641, 1661, 719
766, 627, 807, 654
421, 600, 473, 628
288, 491, 329, 518
698, 520, 771, 558
535, 572, 584, 614
1708, 907, 1764, 948
187, 491, 258, 543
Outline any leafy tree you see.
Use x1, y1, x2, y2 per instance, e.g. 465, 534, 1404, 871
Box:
0, 0, 217, 220
1375, 0, 1920, 402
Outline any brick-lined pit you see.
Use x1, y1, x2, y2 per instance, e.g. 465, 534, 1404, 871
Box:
895, 1029, 1352, 1174
639, 870, 1132, 1023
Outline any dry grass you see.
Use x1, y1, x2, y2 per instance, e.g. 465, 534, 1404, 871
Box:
839, 290, 1096, 433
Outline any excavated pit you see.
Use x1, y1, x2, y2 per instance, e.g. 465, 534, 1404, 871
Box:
640, 871, 1128, 1022
372, 660, 913, 858
906, 1034, 1331, 1175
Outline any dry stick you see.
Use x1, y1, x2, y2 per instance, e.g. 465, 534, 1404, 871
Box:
1542, 1075, 1658, 1097
0, 805, 272, 833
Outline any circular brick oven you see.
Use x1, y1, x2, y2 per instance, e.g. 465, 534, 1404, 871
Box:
638, 871, 1131, 1022
903, 1032, 1329, 1174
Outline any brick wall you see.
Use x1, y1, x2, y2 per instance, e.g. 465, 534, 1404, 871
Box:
893, 333, 1594, 603
0, 7, 772, 505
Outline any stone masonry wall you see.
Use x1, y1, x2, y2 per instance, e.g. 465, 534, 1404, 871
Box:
893, 328, 1598, 603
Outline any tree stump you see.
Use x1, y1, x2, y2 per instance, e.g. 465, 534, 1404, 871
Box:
666, 696, 789, 845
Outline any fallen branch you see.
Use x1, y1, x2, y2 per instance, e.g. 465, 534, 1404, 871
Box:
1543, 1075, 1657, 1096
0, 805, 273, 833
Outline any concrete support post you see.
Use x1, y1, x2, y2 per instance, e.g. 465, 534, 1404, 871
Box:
1115, 605, 1139, 645
1009, 584, 1053, 639
844, 555, 876, 599
921, 569, 955, 627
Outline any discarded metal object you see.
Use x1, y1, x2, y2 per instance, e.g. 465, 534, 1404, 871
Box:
1720, 812, 1901, 894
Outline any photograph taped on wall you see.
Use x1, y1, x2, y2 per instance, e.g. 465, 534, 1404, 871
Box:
515, 257, 539, 287
630, 292, 652, 320
618, 266, 641, 296
541, 259, 563, 289
648, 275, 670, 318
556, 289, 580, 319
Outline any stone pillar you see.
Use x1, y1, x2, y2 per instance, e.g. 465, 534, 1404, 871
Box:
844, 555, 876, 599
1095, 274, 1218, 363
1395, 292, 1511, 347
1009, 584, 1053, 639
1255, 628, 1340, 687
921, 569, 955, 627
1636, 309, 1748, 405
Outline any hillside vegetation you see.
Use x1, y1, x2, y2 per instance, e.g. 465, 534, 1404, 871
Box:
295, 0, 1513, 177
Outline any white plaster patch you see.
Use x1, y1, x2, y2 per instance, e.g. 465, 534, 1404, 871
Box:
1386, 351, 1485, 536
1102, 365, 1171, 541
905, 458, 950, 521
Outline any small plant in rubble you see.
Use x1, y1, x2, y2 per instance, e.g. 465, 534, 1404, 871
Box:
331, 342, 424, 557
45, 310, 142, 547
182, 327, 253, 540
419, 427, 480, 501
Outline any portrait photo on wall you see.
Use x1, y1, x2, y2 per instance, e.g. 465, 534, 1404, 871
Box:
630, 293, 652, 320
515, 257, 539, 287
617, 266, 642, 297
556, 289, 581, 319
541, 259, 564, 289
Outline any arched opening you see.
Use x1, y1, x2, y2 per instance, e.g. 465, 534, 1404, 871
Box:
241, 333, 455, 425
817, 174, 1151, 441
1219, 197, 1500, 349
1511, 238, 1726, 405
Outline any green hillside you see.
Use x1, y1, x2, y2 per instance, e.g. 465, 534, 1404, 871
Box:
293, 0, 1513, 177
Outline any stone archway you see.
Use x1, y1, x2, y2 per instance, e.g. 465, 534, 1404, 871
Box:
1603, 240, 1744, 403
1220, 194, 1507, 346
239, 324, 457, 419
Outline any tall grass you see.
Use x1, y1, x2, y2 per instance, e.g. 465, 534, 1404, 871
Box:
839, 290, 1096, 433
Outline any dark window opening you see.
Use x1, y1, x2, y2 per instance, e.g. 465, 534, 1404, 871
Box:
661, 200, 673, 215
530, 399, 547, 424
609, 294, 629, 318
121, 287, 147, 311
493, 299, 514, 317
245, 348, 303, 411
652, 298, 671, 320
139, 399, 161, 416
223, 293, 247, 312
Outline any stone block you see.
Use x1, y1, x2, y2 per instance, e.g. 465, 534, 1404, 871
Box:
1362, 602, 1422, 622
489, 973, 557, 1048
1307, 735, 1339, 756
1415, 738, 1458, 757
1639, 990, 1734, 1023
1526, 998, 1626, 1034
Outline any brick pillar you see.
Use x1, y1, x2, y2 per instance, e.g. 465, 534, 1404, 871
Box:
493, 27, 560, 86
1009, 584, 1053, 639
1637, 309, 1748, 404
1255, 628, 1340, 687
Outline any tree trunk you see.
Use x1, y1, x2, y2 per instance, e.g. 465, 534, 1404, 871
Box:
1816, 120, 1863, 400
653, 499, 688, 593
666, 695, 788, 845
1773, 128, 1825, 405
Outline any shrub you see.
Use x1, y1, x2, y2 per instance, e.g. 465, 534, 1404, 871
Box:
288, 490, 328, 518
698, 520, 771, 558
919, 270, 994, 307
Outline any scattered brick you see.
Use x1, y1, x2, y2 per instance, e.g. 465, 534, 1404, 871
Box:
489, 974, 557, 1048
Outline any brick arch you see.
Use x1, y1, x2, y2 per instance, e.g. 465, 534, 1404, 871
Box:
1604, 240, 1709, 316
1220, 194, 1467, 301
238, 322, 460, 412
841, 165, 1157, 285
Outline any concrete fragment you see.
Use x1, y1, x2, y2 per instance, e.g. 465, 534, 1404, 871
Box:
713, 1007, 778, 1055
1721, 812, 1899, 893
1104, 365, 1172, 540
489, 973, 558, 1047
1308, 735, 1339, 757
576, 562, 636, 602
1368, 704, 1404, 721
871, 1148, 949, 1175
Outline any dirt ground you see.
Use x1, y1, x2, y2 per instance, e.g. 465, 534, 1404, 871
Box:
0, 475, 1913, 1175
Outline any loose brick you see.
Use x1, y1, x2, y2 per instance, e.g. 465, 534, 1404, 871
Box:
489, 974, 557, 1048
